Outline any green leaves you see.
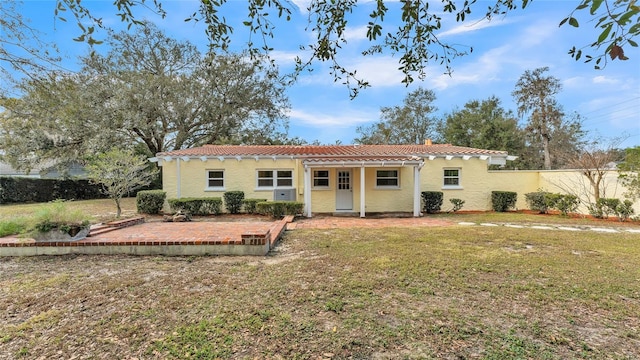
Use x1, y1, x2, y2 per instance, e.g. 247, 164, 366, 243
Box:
561, 0, 638, 67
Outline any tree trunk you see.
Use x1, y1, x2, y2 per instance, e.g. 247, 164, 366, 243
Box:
542, 134, 551, 170
115, 198, 122, 218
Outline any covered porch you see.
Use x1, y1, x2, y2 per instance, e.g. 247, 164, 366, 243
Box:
301, 156, 425, 218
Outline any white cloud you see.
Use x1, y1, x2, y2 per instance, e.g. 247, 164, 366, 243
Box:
592, 76, 619, 85
288, 108, 375, 127
289, 0, 312, 13
344, 25, 369, 42
439, 17, 515, 37
563, 76, 586, 88
269, 50, 304, 64
345, 56, 406, 87
294, 55, 406, 88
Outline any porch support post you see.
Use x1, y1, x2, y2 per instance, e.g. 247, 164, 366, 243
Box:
360, 166, 365, 218
413, 165, 421, 217
176, 158, 182, 199
304, 166, 312, 217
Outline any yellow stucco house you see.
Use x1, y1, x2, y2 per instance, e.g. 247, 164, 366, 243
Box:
151, 144, 520, 217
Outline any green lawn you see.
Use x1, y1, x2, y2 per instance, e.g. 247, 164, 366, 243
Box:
1, 215, 639, 359
0, 198, 138, 221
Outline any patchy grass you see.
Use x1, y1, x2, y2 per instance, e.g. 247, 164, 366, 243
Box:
0, 198, 137, 222
0, 198, 138, 236
1, 224, 639, 359
0, 218, 27, 237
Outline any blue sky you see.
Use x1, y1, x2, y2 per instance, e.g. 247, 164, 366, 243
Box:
10, 0, 640, 148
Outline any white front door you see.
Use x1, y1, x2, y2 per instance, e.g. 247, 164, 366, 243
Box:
336, 170, 353, 211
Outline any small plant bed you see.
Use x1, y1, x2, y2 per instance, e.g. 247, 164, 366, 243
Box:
32, 222, 91, 242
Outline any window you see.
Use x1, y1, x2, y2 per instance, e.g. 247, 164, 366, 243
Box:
376, 169, 399, 187
257, 170, 293, 188
206, 170, 224, 189
313, 170, 329, 188
443, 168, 461, 187
277, 170, 293, 187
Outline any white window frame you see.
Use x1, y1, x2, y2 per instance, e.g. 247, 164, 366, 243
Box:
312, 169, 330, 189
443, 168, 462, 189
375, 169, 400, 189
256, 169, 294, 189
205, 169, 225, 191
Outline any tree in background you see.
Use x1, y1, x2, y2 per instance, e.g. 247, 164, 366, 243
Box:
568, 138, 625, 204
86, 148, 158, 218
0, 1, 61, 91
512, 67, 585, 170
438, 96, 527, 167
0, 72, 120, 175
84, 23, 290, 154
618, 146, 640, 201
355, 87, 438, 144
0, 24, 290, 174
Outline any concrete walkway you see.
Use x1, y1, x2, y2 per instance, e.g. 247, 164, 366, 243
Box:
457, 221, 640, 234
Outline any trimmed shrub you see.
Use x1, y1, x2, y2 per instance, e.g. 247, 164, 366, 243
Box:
590, 198, 619, 219
449, 198, 465, 212
616, 200, 635, 221
491, 191, 517, 212
168, 197, 222, 216
200, 198, 223, 215
256, 201, 304, 218
242, 198, 268, 214
587, 202, 604, 219
590, 198, 635, 221
546, 193, 579, 216
525, 191, 552, 214
421, 191, 443, 214
223, 191, 245, 214
137, 190, 166, 214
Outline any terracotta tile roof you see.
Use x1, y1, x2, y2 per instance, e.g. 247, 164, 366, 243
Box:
156, 144, 508, 158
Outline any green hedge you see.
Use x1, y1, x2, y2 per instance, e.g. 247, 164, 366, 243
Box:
223, 191, 245, 214
525, 191, 579, 216
524, 191, 551, 214
242, 198, 268, 214
421, 191, 443, 214
547, 194, 579, 216
167, 197, 222, 216
256, 201, 304, 218
589, 197, 635, 220
136, 190, 166, 214
491, 191, 517, 212
0, 177, 105, 204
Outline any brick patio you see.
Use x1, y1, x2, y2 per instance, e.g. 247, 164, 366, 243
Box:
0, 215, 455, 256
0, 216, 293, 256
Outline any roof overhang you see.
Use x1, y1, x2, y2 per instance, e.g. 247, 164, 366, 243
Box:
302, 158, 424, 168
